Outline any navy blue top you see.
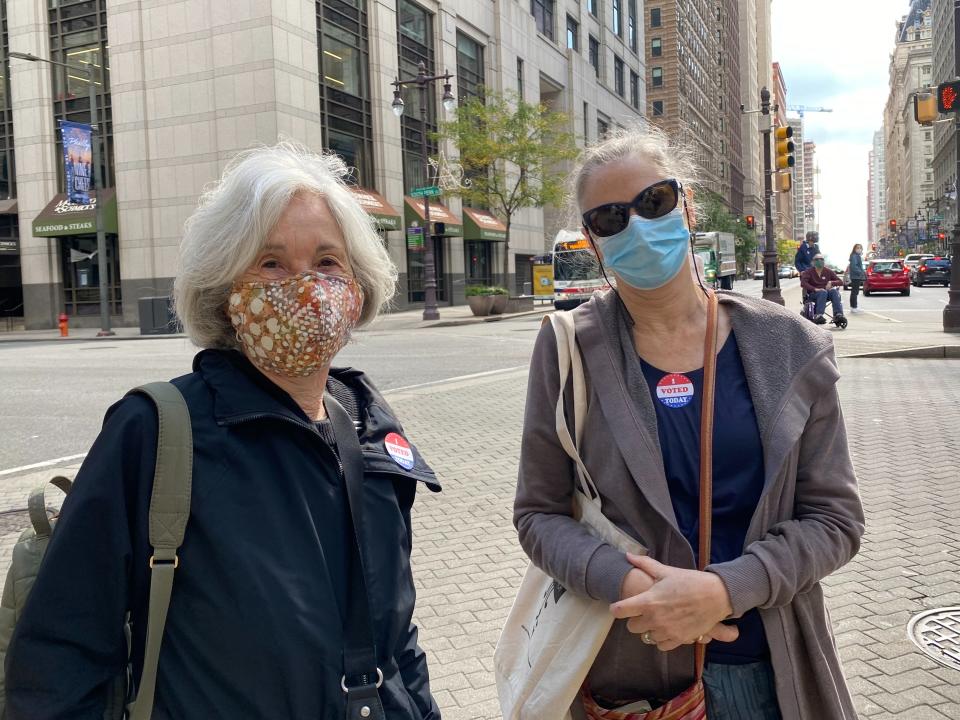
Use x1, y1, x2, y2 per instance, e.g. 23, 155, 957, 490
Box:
639, 333, 769, 664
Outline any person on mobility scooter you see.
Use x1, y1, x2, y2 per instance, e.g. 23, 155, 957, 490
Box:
801, 253, 847, 328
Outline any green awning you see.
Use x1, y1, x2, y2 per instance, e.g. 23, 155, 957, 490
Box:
404, 196, 462, 236
463, 207, 507, 241
32, 188, 118, 237
349, 187, 402, 231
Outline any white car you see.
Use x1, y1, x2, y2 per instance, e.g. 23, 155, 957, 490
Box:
754, 268, 765, 280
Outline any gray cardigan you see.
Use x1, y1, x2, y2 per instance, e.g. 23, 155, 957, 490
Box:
515, 290, 864, 719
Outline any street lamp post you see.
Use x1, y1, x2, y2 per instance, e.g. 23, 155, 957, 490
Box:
944, 0, 960, 332
759, 87, 784, 305
391, 62, 456, 322
10, 50, 113, 336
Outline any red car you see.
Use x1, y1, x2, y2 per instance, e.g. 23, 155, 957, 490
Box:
864, 259, 910, 296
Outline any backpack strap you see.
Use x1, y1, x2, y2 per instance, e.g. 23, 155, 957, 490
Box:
126, 381, 192, 720
27, 476, 72, 538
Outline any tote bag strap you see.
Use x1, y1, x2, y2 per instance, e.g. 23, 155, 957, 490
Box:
695, 291, 720, 680
545, 313, 601, 502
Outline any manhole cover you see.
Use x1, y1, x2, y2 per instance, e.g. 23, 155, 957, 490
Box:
908, 607, 960, 672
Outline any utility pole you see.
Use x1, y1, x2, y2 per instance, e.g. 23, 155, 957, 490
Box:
760, 87, 784, 305
946, 0, 960, 332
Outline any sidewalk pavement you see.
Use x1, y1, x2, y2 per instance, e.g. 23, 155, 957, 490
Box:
2, 357, 958, 718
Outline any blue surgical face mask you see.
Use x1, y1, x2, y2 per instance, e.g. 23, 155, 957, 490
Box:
593, 208, 690, 290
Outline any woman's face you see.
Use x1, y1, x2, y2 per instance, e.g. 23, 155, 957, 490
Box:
580, 157, 669, 233
854, 245, 862, 254
239, 192, 352, 284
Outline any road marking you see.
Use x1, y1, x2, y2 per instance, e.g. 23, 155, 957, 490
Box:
0, 453, 87, 478
864, 311, 903, 323
386, 365, 529, 394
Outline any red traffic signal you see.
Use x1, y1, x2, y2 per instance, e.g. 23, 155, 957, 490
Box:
745, 215, 755, 230
939, 232, 946, 240
871, 243, 878, 251
938, 81, 960, 112
889, 219, 897, 230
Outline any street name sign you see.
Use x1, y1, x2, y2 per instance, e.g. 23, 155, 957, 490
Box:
411, 186, 442, 198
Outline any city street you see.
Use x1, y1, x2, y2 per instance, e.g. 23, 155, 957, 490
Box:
1, 288, 959, 718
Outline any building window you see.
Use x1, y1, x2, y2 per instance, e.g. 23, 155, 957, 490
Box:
652, 100, 663, 116
650, 7, 661, 27
456, 31, 484, 103
0, 0, 15, 199
567, 15, 579, 51
651, 37, 662, 57
517, 57, 524, 98
318, 0, 374, 186
628, 0, 637, 52
532, 0, 555, 40
652, 66, 663, 87
612, 0, 622, 36
397, 0, 436, 190
588, 0, 597, 18
583, 101, 589, 139
630, 70, 639, 109
597, 114, 609, 138
614, 55, 624, 96
588, 35, 600, 78
49, 0, 114, 190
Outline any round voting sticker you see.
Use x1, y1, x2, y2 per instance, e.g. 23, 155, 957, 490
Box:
384, 432, 415, 470
656, 373, 695, 409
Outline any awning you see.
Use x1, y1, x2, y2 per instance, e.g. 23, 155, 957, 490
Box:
349, 186, 402, 231
463, 207, 507, 241
0, 199, 17, 214
404, 196, 462, 236
32, 188, 118, 237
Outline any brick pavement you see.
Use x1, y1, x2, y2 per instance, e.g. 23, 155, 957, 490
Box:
1, 359, 958, 718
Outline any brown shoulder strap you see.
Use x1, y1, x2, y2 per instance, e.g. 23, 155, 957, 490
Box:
695, 291, 720, 679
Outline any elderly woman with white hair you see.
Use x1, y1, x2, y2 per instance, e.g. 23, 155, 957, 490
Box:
6, 143, 441, 720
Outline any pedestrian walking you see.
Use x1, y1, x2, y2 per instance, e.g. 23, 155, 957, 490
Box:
512, 126, 864, 720
5, 142, 441, 720
848, 243, 866, 313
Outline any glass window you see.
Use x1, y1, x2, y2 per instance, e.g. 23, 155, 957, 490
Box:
321, 25, 366, 97
517, 57, 524, 98
651, 37, 662, 56
0, 0, 16, 199
456, 31, 484, 102
566, 15, 579, 51
650, 7, 661, 27
396, 0, 437, 189
588, 0, 597, 17
652, 66, 663, 87
614, 55, 624, 96
597, 115, 609, 138
589, 36, 600, 78
612, 0, 621, 36
532, 0, 555, 40
630, 70, 639, 109
583, 101, 589, 139
652, 100, 664, 115
628, 0, 637, 51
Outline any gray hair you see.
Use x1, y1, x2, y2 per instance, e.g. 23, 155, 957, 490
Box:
569, 123, 700, 223
174, 141, 397, 349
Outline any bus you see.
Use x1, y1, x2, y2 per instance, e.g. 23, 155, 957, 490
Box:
551, 229, 610, 310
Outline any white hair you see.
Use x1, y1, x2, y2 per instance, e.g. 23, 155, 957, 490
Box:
174, 141, 397, 349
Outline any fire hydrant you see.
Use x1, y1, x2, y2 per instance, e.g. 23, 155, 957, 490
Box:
58, 313, 69, 337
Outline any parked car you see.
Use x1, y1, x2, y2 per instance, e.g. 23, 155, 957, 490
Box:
864, 259, 910, 296
778, 264, 796, 279
842, 264, 851, 290
903, 253, 934, 279
754, 267, 765, 280
912, 256, 952, 286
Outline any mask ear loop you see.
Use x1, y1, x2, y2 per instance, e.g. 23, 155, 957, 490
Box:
681, 189, 711, 299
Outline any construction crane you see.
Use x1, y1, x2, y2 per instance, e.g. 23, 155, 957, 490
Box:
787, 105, 833, 118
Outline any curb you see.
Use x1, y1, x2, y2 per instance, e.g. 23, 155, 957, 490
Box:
0, 333, 188, 344
427, 307, 552, 328
841, 345, 960, 359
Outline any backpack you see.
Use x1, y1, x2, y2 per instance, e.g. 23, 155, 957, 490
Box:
0, 382, 192, 720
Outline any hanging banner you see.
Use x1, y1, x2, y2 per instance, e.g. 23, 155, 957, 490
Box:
59, 120, 93, 205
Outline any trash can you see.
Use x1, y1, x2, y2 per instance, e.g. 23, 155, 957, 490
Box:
138, 296, 178, 335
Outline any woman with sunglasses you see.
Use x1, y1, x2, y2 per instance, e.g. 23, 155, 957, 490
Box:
514, 127, 864, 720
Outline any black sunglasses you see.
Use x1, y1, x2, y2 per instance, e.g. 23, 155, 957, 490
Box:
581, 179, 682, 238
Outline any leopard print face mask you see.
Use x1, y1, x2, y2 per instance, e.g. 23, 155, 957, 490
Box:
228, 271, 363, 377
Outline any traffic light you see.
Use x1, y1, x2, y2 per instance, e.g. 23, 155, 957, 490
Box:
939, 232, 946, 242
889, 219, 897, 232
871, 243, 878, 251
745, 215, 755, 230
774, 126, 795, 170
937, 80, 960, 113
914, 91, 937, 125
777, 172, 792, 193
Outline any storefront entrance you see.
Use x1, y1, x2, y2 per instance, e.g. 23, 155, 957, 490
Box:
407, 234, 448, 303
58, 234, 121, 316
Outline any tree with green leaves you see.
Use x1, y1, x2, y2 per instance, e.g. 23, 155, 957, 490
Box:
694, 190, 758, 278
434, 90, 579, 288
777, 237, 798, 265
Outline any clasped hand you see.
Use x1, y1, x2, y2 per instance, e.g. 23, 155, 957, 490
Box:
611, 553, 738, 652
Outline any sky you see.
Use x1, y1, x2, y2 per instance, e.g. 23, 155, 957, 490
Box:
770, 0, 911, 265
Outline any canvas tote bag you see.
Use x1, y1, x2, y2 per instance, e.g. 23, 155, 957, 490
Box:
494, 310, 647, 720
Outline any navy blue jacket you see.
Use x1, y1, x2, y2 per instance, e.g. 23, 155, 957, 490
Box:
794, 242, 818, 272
6, 350, 441, 719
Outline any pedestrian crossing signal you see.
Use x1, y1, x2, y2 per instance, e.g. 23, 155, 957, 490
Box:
914, 91, 937, 125
745, 215, 755, 229
937, 81, 960, 113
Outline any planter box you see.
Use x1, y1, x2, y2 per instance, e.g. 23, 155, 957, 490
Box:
505, 296, 534, 313
490, 295, 509, 314
467, 295, 494, 316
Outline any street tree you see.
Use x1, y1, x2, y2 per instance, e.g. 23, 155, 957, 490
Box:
694, 190, 757, 277
777, 237, 798, 265
435, 90, 579, 288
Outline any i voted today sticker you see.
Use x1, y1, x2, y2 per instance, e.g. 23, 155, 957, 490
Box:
656, 373, 695, 409
384, 432, 415, 470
